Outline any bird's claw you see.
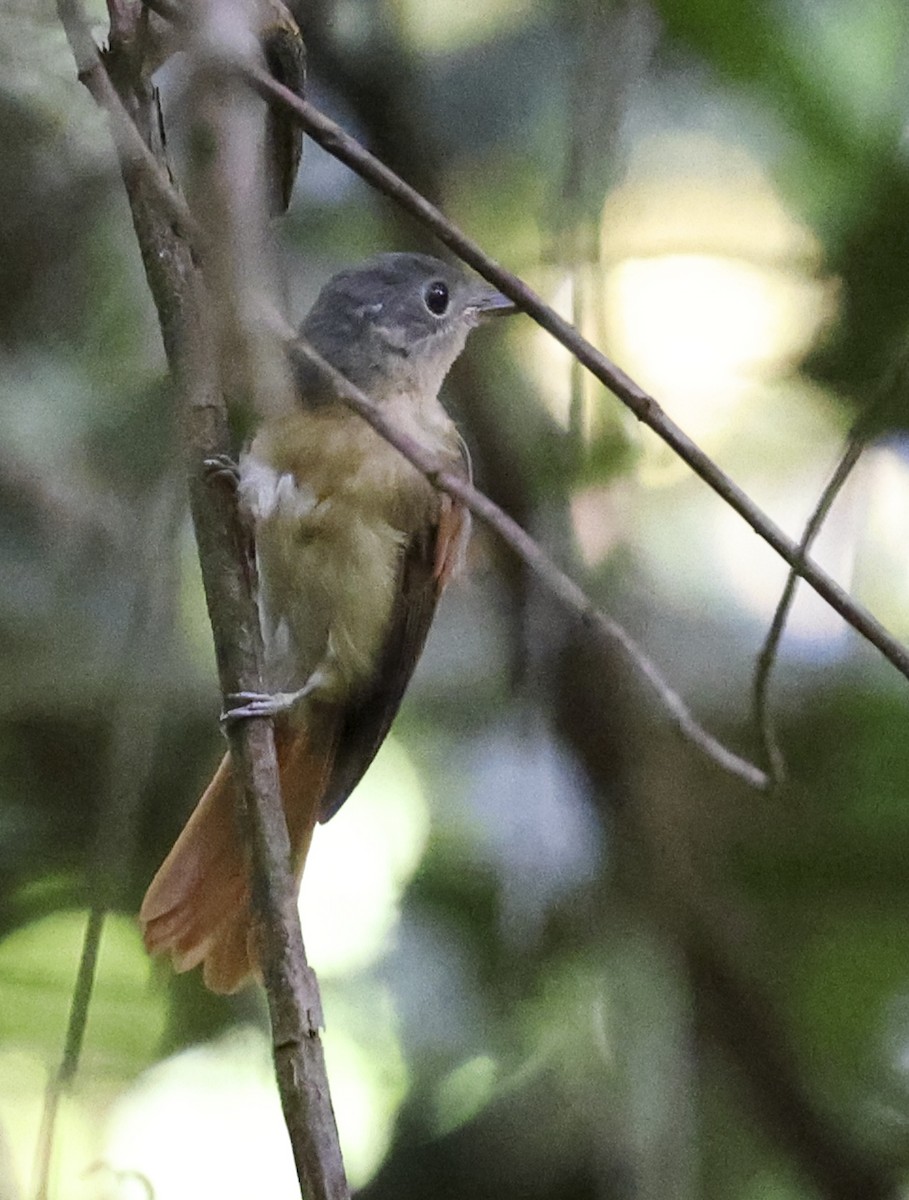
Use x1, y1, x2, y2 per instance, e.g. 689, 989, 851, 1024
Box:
204, 454, 240, 488
220, 690, 293, 726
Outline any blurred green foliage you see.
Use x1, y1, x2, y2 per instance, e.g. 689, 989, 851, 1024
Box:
3, 1, 909, 1199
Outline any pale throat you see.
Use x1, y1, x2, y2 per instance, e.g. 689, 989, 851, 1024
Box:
367, 323, 469, 416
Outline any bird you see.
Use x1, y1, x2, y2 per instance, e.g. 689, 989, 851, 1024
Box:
140, 252, 514, 993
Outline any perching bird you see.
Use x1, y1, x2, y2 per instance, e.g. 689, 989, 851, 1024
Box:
140, 253, 514, 993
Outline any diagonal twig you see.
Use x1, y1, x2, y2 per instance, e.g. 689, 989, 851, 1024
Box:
59, 0, 198, 243
246, 73, 909, 690
287, 335, 769, 791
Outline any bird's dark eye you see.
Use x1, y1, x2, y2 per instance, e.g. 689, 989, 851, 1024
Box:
423, 280, 450, 316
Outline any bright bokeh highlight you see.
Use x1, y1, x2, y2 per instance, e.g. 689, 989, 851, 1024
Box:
104, 1018, 407, 1195
522, 131, 909, 648
300, 736, 430, 976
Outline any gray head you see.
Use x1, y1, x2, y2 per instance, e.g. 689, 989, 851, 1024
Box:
298, 252, 513, 402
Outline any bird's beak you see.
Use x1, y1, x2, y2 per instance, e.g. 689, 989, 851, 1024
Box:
469, 288, 518, 321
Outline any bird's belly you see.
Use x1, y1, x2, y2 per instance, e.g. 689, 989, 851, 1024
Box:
240, 453, 409, 700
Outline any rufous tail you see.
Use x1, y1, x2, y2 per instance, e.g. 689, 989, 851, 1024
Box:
140, 718, 336, 994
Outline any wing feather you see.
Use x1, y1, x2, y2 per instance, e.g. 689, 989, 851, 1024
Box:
318, 497, 468, 821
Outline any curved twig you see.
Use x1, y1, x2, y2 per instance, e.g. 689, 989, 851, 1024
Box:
753, 430, 867, 786
753, 351, 909, 784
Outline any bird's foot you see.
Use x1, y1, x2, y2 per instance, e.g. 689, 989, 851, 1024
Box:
204, 454, 240, 488
220, 673, 326, 726
221, 690, 296, 725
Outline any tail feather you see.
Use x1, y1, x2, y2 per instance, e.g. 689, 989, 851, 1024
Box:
140, 714, 337, 994
201, 909, 256, 994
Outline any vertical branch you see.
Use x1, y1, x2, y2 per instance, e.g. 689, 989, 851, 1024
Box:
56, 1, 349, 1196
180, 2, 349, 1193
